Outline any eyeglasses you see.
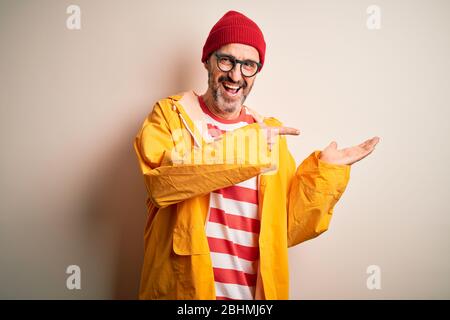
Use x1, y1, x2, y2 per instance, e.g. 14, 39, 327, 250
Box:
214, 52, 262, 78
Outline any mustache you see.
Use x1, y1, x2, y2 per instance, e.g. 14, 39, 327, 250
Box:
218, 76, 247, 88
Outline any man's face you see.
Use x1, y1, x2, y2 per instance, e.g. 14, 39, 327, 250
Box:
205, 43, 260, 114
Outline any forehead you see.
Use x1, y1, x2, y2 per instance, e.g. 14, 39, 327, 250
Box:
217, 43, 260, 61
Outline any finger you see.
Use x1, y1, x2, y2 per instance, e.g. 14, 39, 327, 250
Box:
322, 141, 337, 151
366, 137, 380, 153
360, 147, 376, 161
359, 137, 380, 150
267, 140, 275, 151
365, 137, 380, 151
358, 138, 372, 148
355, 140, 379, 162
277, 127, 300, 136
371, 136, 380, 146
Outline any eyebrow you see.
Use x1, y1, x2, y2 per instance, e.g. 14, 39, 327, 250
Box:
216, 52, 259, 63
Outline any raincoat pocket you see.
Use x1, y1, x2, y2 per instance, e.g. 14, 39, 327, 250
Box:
173, 226, 210, 255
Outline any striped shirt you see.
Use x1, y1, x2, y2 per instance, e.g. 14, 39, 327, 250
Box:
198, 95, 260, 300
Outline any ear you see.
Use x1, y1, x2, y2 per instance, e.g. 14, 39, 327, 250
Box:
203, 61, 209, 70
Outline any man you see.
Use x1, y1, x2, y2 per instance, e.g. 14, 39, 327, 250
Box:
134, 10, 380, 300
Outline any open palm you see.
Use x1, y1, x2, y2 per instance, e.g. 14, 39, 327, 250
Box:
319, 137, 380, 166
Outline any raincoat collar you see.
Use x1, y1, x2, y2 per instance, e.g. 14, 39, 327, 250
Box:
168, 90, 279, 147
169, 91, 213, 147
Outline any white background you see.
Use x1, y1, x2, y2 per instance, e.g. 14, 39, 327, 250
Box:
0, 0, 449, 299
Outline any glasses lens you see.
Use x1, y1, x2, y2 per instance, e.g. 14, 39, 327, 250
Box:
217, 56, 233, 72
241, 61, 258, 77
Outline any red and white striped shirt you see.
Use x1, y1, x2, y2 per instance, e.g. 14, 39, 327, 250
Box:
198, 95, 260, 300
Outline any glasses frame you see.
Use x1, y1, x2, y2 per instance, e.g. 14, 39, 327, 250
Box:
214, 52, 262, 78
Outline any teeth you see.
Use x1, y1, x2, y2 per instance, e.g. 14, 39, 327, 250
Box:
224, 83, 240, 90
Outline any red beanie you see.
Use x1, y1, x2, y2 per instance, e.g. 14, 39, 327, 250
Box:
202, 10, 266, 70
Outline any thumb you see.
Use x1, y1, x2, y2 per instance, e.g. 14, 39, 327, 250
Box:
327, 141, 338, 150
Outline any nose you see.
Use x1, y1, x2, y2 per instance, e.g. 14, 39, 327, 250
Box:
228, 63, 243, 83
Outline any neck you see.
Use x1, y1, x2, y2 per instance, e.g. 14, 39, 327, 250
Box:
201, 90, 242, 120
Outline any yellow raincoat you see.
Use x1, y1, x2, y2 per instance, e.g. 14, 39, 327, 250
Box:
133, 90, 351, 299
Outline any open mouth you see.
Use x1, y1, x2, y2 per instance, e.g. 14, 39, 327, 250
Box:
222, 82, 242, 96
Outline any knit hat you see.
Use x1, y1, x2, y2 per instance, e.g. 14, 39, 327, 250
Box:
202, 10, 266, 70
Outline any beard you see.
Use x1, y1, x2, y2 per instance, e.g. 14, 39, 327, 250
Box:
208, 70, 253, 114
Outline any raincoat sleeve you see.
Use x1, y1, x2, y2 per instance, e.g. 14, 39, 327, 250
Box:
134, 103, 272, 208
287, 150, 351, 247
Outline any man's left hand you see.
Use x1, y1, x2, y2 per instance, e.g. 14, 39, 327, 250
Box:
319, 137, 380, 166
